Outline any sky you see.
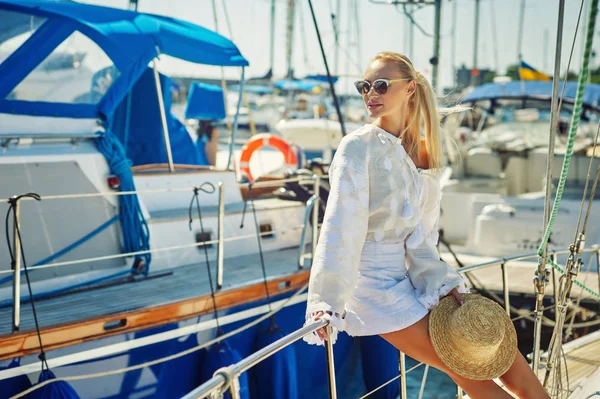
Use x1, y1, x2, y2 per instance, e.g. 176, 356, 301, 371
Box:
78, 0, 598, 93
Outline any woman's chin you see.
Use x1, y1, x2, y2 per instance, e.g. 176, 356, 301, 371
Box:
367, 108, 384, 118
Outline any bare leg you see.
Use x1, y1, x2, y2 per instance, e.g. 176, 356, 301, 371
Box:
380, 313, 513, 399
499, 351, 549, 399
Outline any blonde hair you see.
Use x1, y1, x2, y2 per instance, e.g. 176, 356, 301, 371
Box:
371, 52, 444, 172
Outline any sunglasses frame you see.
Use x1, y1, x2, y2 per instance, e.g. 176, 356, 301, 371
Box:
354, 78, 411, 95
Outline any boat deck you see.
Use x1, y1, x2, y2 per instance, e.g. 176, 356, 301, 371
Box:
0, 246, 305, 336
542, 330, 600, 398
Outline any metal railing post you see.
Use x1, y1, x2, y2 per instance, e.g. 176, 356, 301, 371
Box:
217, 182, 225, 289
417, 364, 429, 399
399, 351, 407, 399
596, 248, 600, 299
312, 175, 321, 261
501, 261, 510, 316
152, 56, 175, 173
325, 324, 337, 399
11, 198, 21, 332
551, 253, 559, 317
228, 377, 242, 399
298, 196, 316, 269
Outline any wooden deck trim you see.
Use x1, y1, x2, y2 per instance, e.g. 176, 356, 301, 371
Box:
0, 271, 310, 361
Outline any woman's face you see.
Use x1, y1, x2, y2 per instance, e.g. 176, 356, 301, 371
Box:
362, 59, 414, 119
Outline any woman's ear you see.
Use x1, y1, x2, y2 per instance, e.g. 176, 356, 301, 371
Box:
407, 81, 416, 96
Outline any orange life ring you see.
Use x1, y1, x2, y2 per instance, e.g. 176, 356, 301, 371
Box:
239, 134, 298, 182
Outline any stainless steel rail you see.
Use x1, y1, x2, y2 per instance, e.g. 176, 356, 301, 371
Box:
180, 319, 335, 399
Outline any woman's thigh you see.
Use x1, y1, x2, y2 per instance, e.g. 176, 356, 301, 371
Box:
379, 313, 513, 399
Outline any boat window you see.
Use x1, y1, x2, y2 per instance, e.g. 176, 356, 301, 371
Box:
6, 30, 119, 104
0, 10, 47, 66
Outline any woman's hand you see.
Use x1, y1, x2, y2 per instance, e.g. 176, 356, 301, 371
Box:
313, 310, 340, 341
446, 287, 463, 306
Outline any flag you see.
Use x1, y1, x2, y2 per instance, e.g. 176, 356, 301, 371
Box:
519, 61, 551, 81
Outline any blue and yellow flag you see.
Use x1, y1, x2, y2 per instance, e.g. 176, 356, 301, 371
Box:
519, 61, 551, 81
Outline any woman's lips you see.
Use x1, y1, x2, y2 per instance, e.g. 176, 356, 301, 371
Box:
368, 103, 382, 110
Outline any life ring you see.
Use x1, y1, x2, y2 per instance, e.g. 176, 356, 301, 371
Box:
239, 134, 299, 182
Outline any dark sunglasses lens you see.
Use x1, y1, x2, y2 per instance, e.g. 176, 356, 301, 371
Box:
373, 80, 389, 95
355, 81, 370, 95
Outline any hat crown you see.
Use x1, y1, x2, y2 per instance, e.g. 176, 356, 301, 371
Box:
448, 299, 505, 361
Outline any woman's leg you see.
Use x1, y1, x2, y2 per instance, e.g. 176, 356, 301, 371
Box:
499, 351, 549, 399
380, 313, 513, 399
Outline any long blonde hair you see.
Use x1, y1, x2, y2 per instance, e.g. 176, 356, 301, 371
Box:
371, 52, 444, 172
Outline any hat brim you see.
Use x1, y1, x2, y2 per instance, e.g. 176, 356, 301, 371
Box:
429, 293, 518, 381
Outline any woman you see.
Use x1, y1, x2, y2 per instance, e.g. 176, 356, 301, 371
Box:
303, 52, 548, 398
197, 119, 219, 166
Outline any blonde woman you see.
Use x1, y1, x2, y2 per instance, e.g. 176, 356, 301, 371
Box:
303, 52, 548, 399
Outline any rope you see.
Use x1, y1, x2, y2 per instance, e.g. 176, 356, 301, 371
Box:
96, 130, 151, 272
548, 258, 600, 299
240, 184, 273, 313
357, 362, 425, 399
5, 193, 50, 372
10, 281, 310, 399
188, 182, 221, 333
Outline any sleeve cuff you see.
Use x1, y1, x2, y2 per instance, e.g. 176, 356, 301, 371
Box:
416, 277, 470, 310
302, 311, 345, 346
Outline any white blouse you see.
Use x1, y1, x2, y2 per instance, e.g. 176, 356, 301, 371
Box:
304, 124, 468, 345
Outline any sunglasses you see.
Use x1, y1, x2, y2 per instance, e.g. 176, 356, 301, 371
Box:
354, 78, 410, 95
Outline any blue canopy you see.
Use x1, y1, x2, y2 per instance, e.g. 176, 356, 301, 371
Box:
462, 81, 600, 111
304, 74, 339, 84
230, 84, 274, 95
184, 82, 226, 120
274, 79, 325, 92
0, 0, 248, 120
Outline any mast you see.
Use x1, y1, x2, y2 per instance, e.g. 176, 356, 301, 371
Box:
334, 0, 341, 75
285, 0, 296, 79
431, 0, 441, 89
517, 0, 526, 76
451, 0, 457, 86
268, 0, 276, 79
408, 4, 414, 59
471, 0, 480, 86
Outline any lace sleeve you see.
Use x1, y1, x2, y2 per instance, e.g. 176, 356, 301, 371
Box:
303, 156, 369, 345
405, 170, 469, 310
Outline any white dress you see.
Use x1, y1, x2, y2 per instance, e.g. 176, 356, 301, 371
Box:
303, 124, 469, 345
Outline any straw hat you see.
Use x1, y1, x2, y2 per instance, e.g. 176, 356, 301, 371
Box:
429, 293, 518, 380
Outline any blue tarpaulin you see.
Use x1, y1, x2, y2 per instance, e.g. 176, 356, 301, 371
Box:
230, 84, 274, 95
200, 341, 249, 399
0, 359, 32, 398
30, 369, 80, 399
304, 74, 339, 84
0, 0, 248, 119
110, 68, 205, 166
253, 324, 298, 399
274, 79, 324, 92
184, 82, 226, 120
462, 81, 600, 111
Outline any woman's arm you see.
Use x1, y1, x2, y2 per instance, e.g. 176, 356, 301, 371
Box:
303, 137, 370, 345
405, 171, 469, 310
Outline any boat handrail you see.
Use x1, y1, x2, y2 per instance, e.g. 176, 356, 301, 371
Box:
180, 319, 336, 399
